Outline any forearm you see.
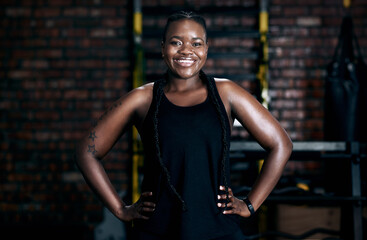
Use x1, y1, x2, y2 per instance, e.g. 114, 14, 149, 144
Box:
75, 151, 126, 219
247, 142, 292, 211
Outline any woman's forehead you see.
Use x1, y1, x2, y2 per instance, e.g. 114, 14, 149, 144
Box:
165, 19, 206, 38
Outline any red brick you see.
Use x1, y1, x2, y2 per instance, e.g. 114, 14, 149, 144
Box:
50, 39, 76, 47
297, 0, 322, 5
34, 28, 60, 37
311, 7, 338, 16
8, 70, 34, 79
142, 0, 159, 6
5, 8, 32, 17
271, 0, 294, 5
282, 27, 309, 37
103, 0, 128, 5
296, 17, 322, 27
102, 18, 126, 28
62, 29, 88, 37
35, 111, 60, 120
34, 8, 61, 18
105, 60, 130, 69
282, 69, 307, 78
36, 49, 63, 58
64, 90, 89, 99
90, 29, 116, 37
282, 109, 307, 119
22, 38, 48, 47
48, 0, 73, 6
284, 89, 307, 98
63, 7, 89, 17
271, 99, 297, 109
270, 18, 296, 26
22, 60, 49, 69
90, 8, 116, 17
269, 37, 295, 47
283, 7, 308, 16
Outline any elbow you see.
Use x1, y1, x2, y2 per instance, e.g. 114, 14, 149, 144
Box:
282, 134, 293, 160
286, 138, 293, 158
269, 133, 293, 160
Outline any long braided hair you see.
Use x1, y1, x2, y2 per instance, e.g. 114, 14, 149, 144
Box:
153, 11, 230, 211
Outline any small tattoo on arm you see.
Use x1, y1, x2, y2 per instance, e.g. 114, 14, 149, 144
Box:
88, 131, 97, 141
91, 100, 123, 128
87, 100, 123, 155
87, 144, 97, 155
87, 131, 98, 155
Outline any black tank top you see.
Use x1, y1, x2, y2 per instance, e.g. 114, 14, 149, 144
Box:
136, 76, 240, 239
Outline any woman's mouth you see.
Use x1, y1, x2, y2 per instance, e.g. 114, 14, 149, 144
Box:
174, 58, 196, 67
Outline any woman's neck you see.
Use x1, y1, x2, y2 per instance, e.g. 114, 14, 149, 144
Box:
165, 72, 204, 93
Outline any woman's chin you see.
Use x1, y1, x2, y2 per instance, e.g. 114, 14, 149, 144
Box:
169, 69, 200, 80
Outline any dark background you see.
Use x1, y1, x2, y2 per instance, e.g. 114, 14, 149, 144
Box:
1, 0, 366, 239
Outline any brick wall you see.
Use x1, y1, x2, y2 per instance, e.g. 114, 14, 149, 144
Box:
0, 0, 366, 238
268, 0, 367, 140
0, 0, 132, 238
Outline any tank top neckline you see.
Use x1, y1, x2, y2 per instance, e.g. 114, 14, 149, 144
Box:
162, 91, 209, 109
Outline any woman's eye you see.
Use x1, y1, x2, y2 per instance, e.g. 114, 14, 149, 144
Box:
170, 41, 182, 46
193, 42, 202, 47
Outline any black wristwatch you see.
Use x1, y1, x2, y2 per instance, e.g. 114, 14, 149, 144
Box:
243, 196, 255, 216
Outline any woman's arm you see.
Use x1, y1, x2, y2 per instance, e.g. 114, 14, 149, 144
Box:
75, 83, 155, 221
216, 79, 293, 217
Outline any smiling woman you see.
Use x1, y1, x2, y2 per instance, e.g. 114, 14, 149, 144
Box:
75, 10, 292, 240
162, 18, 208, 82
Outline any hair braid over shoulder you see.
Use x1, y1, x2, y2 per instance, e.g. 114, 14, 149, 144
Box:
200, 71, 230, 210
152, 75, 188, 211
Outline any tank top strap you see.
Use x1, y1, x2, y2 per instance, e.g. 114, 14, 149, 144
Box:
206, 75, 231, 133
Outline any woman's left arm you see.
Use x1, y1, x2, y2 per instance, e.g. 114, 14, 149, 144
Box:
217, 80, 293, 217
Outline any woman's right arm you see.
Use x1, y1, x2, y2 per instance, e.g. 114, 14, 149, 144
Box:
75, 83, 155, 222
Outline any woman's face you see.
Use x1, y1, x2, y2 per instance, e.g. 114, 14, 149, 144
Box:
162, 19, 208, 80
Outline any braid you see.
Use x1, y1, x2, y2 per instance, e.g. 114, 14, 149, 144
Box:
200, 71, 230, 210
153, 75, 188, 211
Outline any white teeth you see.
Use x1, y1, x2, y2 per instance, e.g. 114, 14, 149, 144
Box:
176, 60, 194, 63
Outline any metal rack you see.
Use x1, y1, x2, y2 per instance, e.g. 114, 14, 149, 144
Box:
230, 141, 366, 240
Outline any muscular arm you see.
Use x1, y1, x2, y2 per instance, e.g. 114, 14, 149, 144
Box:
217, 79, 292, 215
75, 84, 154, 221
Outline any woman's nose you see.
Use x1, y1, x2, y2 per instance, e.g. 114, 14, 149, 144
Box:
178, 43, 193, 55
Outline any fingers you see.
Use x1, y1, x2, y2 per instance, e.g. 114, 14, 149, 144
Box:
125, 192, 156, 221
217, 193, 233, 200
217, 186, 233, 202
217, 186, 241, 215
137, 214, 150, 220
222, 209, 235, 214
141, 201, 155, 212
142, 201, 156, 208
217, 202, 233, 208
141, 191, 153, 198
139, 192, 156, 208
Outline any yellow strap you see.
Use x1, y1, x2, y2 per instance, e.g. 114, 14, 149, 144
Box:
343, 0, 351, 8
259, 11, 268, 33
133, 12, 142, 35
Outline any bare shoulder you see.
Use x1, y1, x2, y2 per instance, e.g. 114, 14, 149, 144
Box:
125, 82, 155, 127
213, 77, 253, 101
128, 82, 154, 105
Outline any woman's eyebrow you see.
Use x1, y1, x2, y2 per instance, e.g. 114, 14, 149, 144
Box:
168, 36, 204, 41
192, 37, 205, 41
168, 35, 182, 41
